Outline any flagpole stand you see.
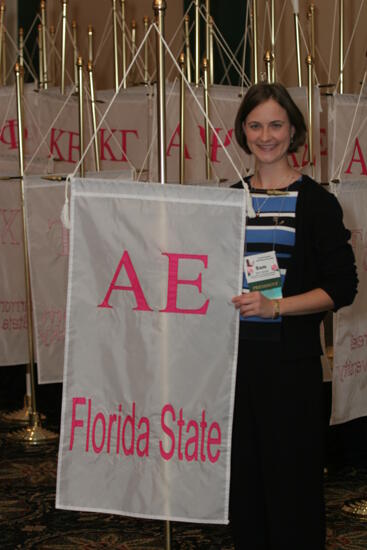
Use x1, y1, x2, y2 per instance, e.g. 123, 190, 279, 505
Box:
7, 411, 58, 445
0, 393, 45, 425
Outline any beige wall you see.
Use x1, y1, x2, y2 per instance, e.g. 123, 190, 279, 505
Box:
45, 0, 365, 93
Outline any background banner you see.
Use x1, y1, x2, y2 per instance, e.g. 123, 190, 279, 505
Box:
328, 95, 367, 183
56, 178, 246, 523
331, 181, 367, 424
0, 179, 28, 365
24, 176, 69, 384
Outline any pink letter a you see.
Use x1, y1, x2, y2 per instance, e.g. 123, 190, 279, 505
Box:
98, 250, 153, 311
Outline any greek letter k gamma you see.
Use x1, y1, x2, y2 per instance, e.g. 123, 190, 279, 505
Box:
98, 250, 210, 315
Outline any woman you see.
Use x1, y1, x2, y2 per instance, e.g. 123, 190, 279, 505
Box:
230, 83, 358, 549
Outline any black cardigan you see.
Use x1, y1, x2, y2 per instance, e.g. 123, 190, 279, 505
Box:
233, 175, 358, 359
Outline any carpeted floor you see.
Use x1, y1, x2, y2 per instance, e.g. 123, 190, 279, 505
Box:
0, 366, 366, 549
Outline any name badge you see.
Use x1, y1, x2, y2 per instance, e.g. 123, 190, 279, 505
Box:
244, 251, 282, 299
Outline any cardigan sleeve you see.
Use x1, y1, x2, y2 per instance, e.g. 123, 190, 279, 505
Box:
311, 187, 358, 311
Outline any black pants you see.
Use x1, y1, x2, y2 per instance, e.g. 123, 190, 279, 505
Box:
230, 340, 326, 550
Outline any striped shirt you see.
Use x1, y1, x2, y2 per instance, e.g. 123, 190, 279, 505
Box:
240, 177, 302, 340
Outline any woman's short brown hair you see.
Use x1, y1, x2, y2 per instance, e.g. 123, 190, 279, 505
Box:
234, 83, 307, 155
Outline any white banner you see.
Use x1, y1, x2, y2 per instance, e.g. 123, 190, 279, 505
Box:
328, 94, 367, 183
0, 179, 28, 366
331, 181, 367, 424
24, 176, 69, 383
56, 177, 246, 523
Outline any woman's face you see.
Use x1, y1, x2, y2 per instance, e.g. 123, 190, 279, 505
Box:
243, 98, 295, 166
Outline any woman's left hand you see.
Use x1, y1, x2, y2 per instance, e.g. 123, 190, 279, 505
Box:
232, 291, 274, 318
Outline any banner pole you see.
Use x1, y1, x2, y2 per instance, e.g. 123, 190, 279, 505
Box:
38, 24, 44, 89
203, 57, 211, 181
292, 1, 302, 87
308, 3, 315, 64
184, 14, 192, 83
153, 0, 167, 184
50, 24, 56, 86
41, 0, 48, 89
112, 0, 119, 92
77, 56, 85, 177
0, 3, 4, 86
131, 19, 136, 84
179, 52, 185, 185
88, 60, 100, 172
339, 0, 344, 93
153, 2, 171, 546
72, 21, 78, 92
270, 0, 275, 82
306, 54, 315, 179
209, 15, 214, 85
194, 0, 200, 87
6, 64, 58, 444
60, 0, 67, 94
205, 0, 210, 65
143, 16, 149, 84
252, 0, 258, 84
121, 0, 127, 89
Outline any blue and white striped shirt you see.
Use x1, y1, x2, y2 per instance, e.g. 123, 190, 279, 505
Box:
240, 177, 302, 340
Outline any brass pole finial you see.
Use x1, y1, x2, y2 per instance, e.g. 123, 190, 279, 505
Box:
264, 50, 271, 83
184, 13, 192, 83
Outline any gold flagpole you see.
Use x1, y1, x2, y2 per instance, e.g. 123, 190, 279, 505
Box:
179, 52, 185, 185
112, 0, 119, 91
60, 0, 67, 94
184, 14, 192, 83
121, 0, 127, 88
205, 0, 210, 62
209, 15, 214, 85
153, 1, 170, 546
88, 61, 100, 172
270, 0, 275, 82
131, 19, 136, 84
252, 0, 258, 84
203, 57, 211, 181
143, 16, 149, 84
41, 0, 48, 89
50, 24, 55, 86
153, 0, 167, 184
306, 54, 315, 178
339, 0, 344, 93
308, 3, 315, 85
292, 0, 302, 87
7, 64, 57, 444
2, 20, 6, 85
194, 0, 200, 87
0, 3, 4, 86
72, 20, 78, 92
38, 23, 44, 89
77, 57, 84, 177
